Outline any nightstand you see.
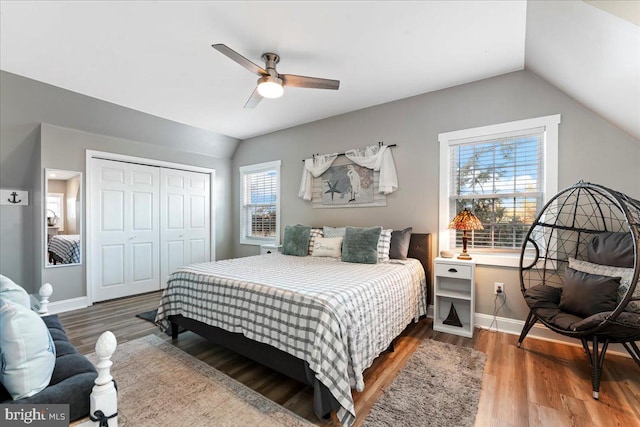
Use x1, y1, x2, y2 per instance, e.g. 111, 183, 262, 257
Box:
433, 257, 476, 338
260, 244, 282, 255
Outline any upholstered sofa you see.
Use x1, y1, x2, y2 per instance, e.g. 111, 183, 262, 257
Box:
0, 275, 98, 421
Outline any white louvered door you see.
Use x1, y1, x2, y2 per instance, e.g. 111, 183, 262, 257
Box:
91, 158, 160, 301
160, 168, 211, 288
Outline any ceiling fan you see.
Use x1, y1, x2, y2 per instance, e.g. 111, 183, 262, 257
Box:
212, 44, 340, 108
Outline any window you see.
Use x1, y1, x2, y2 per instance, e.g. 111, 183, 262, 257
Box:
439, 115, 560, 266
47, 193, 65, 231
239, 160, 281, 245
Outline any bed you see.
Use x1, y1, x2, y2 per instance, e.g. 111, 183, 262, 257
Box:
156, 233, 430, 426
48, 234, 81, 265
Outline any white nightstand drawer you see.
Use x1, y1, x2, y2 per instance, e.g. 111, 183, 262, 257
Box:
435, 263, 472, 279
260, 244, 282, 255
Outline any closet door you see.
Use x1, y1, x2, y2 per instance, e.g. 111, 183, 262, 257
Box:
160, 168, 211, 288
91, 159, 160, 301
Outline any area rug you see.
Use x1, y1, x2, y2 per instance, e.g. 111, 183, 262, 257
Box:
135, 308, 185, 336
362, 339, 487, 427
86, 335, 313, 427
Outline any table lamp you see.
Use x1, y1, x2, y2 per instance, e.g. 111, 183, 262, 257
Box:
448, 208, 484, 260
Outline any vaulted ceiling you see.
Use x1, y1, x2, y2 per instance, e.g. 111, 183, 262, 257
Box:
1, 1, 638, 141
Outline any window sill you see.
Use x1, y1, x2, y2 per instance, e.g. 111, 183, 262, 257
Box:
240, 238, 277, 246
455, 252, 535, 268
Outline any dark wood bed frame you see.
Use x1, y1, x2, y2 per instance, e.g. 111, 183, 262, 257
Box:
169, 233, 431, 420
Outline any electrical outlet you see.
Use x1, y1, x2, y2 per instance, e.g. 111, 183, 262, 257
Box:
494, 282, 504, 295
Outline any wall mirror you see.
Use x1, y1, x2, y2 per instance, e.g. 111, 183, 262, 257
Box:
45, 169, 82, 268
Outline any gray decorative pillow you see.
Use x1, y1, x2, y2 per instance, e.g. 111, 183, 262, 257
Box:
588, 232, 634, 268
342, 226, 382, 264
282, 225, 312, 257
568, 257, 638, 313
559, 268, 620, 318
323, 226, 346, 239
390, 227, 413, 260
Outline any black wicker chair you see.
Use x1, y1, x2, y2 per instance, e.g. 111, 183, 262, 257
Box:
518, 181, 640, 399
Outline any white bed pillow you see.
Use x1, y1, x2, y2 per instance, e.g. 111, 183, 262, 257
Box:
0, 274, 31, 309
568, 257, 638, 313
312, 237, 343, 258
0, 298, 56, 400
308, 228, 324, 255
377, 229, 392, 262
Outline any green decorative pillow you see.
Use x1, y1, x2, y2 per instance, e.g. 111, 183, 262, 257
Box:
342, 226, 382, 264
282, 225, 312, 256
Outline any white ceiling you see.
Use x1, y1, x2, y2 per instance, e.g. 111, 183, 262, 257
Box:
0, 1, 638, 142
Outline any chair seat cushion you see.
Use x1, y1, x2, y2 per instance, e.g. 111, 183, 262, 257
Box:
572, 311, 640, 330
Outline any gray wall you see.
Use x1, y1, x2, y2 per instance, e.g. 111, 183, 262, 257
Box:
39, 124, 236, 301
232, 69, 640, 321
0, 71, 239, 297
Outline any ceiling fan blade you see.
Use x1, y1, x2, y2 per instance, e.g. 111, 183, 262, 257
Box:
280, 74, 340, 90
244, 88, 263, 109
212, 44, 266, 76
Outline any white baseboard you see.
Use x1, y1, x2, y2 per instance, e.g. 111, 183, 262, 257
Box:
426, 305, 630, 358
474, 312, 630, 358
30, 295, 90, 315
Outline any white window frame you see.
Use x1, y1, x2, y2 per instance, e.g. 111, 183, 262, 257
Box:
47, 193, 65, 232
239, 160, 281, 246
439, 114, 560, 267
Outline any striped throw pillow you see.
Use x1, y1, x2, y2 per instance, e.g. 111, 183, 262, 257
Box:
308, 228, 324, 255
377, 229, 392, 262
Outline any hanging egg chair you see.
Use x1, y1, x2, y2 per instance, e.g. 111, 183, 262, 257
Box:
518, 181, 640, 399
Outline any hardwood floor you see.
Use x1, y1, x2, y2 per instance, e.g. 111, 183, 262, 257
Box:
58, 292, 640, 426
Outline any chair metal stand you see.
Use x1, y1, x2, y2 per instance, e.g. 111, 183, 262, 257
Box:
580, 336, 610, 400
517, 310, 538, 348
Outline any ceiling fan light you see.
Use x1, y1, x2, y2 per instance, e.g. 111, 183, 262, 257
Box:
257, 76, 284, 98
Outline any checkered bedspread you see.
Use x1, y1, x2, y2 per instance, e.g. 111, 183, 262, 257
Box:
156, 254, 427, 426
48, 234, 81, 264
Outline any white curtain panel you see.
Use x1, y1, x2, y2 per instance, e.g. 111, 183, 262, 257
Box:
298, 153, 339, 200
344, 145, 398, 194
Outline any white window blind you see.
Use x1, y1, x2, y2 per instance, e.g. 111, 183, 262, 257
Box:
449, 128, 544, 251
239, 161, 281, 245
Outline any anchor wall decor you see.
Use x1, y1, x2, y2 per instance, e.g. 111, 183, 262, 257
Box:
0, 189, 29, 206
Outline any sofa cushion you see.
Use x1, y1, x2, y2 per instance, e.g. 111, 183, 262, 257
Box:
0, 275, 30, 309
1, 314, 98, 422
0, 298, 56, 400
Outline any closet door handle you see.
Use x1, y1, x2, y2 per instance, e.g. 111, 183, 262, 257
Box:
448, 268, 458, 273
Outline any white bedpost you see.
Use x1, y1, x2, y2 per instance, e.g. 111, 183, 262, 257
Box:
89, 331, 118, 427
38, 282, 53, 315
